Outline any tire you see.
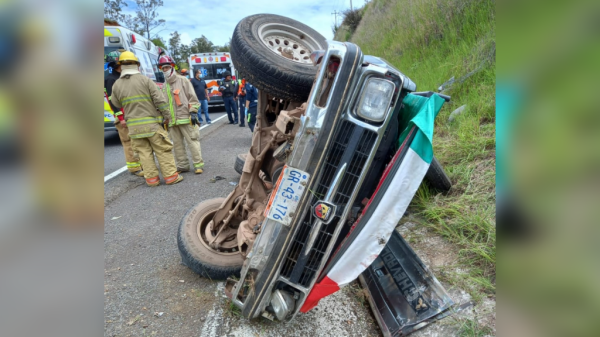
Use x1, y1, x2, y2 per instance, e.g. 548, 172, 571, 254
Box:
177, 198, 244, 280
425, 156, 452, 193
234, 153, 246, 175
230, 14, 327, 101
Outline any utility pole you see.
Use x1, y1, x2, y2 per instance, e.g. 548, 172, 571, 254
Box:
350, 0, 353, 11
332, 10, 340, 26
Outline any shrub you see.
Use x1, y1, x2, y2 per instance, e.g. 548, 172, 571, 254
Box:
341, 8, 363, 34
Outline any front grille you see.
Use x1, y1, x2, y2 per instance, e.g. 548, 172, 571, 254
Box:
280, 120, 378, 287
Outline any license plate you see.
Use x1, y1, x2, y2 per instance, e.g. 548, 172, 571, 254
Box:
264, 165, 310, 225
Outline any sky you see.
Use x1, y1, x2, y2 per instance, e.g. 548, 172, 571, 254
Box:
121, 0, 357, 47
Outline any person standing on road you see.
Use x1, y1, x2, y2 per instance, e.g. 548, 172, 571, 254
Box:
158, 55, 205, 175
110, 51, 183, 187
245, 82, 259, 132
191, 69, 212, 124
219, 71, 239, 125
236, 77, 246, 128
104, 51, 144, 177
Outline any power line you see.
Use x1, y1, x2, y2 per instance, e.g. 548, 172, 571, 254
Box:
332, 10, 340, 26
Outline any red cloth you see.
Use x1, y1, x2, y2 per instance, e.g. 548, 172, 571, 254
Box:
117, 108, 125, 122
299, 276, 340, 313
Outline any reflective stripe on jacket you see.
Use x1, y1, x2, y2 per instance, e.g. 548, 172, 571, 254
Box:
111, 74, 169, 138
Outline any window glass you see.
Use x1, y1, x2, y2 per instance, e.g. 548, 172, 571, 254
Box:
137, 50, 157, 81
104, 47, 120, 77
192, 63, 231, 80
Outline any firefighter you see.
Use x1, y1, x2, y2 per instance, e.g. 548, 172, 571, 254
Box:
110, 51, 183, 187
218, 71, 239, 125
236, 77, 246, 128
244, 82, 259, 132
104, 51, 144, 177
158, 55, 205, 174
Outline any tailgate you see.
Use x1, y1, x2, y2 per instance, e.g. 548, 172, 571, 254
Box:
359, 230, 454, 336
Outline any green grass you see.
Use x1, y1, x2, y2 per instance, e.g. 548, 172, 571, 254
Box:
457, 318, 493, 337
336, 0, 496, 301
223, 300, 242, 318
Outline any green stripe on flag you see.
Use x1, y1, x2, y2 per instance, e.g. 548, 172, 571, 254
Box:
397, 93, 445, 164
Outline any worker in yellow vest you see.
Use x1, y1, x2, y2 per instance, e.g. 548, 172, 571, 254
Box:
158, 55, 205, 174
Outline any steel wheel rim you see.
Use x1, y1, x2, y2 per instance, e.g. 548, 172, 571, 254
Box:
196, 208, 239, 255
257, 23, 324, 64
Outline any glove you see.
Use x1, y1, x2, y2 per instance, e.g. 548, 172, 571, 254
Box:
244, 107, 248, 117
190, 113, 199, 126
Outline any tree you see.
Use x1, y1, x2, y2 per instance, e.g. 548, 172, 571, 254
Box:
134, 0, 165, 39
104, 0, 128, 22
179, 44, 192, 66
214, 38, 231, 52
104, 0, 142, 33
168, 31, 182, 64
151, 37, 167, 49
189, 36, 214, 54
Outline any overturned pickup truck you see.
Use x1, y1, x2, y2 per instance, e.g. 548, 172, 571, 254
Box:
178, 14, 455, 335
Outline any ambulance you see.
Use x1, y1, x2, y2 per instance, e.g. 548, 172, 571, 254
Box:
104, 19, 166, 132
188, 52, 236, 107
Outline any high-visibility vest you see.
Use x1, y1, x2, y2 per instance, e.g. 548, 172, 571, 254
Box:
104, 91, 115, 123
237, 79, 246, 96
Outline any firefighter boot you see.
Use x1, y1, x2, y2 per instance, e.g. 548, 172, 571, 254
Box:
165, 173, 184, 185
132, 169, 145, 177
146, 176, 160, 187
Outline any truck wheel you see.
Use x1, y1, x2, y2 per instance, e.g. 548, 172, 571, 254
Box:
231, 14, 327, 101
234, 154, 246, 175
178, 198, 244, 280
425, 156, 452, 193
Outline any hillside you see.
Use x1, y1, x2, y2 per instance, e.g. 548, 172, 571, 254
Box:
336, 0, 496, 335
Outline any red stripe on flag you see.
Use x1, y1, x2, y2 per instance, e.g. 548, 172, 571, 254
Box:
300, 276, 340, 313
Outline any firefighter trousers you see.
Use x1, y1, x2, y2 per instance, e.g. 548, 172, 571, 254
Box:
169, 123, 204, 170
131, 128, 178, 182
116, 121, 142, 173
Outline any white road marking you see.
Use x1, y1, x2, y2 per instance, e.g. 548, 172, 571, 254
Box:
200, 114, 227, 130
104, 166, 129, 183
104, 114, 228, 183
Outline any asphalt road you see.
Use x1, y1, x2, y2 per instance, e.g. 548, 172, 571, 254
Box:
103, 109, 381, 336
104, 109, 227, 177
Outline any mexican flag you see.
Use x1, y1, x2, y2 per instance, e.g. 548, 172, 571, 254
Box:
300, 93, 446, 313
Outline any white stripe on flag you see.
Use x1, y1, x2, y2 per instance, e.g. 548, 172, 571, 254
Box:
327, 148, 430, 286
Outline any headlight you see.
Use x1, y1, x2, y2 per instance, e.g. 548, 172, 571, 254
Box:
269, 289, 295, 320
356, 78, 395, 122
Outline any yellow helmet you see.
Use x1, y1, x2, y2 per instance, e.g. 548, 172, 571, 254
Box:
118, 51, 140, 65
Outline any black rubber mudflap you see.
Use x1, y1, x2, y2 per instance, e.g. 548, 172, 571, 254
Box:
359, 230, 454, 336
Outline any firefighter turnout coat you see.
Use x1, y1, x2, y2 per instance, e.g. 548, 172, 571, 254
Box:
161, 74, 200, 127
110, 73, 170, 137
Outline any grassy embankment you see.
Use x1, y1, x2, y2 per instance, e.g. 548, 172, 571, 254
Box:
336, 0, 496, 319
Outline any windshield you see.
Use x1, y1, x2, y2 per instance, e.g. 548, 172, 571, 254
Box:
104, 46, 120, 59
104, 46, 121, 77
192, 63, 231, 80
